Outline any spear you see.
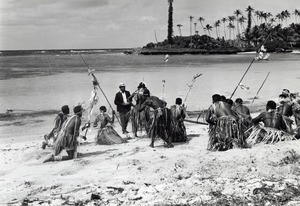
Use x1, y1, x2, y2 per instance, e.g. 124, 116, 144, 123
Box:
162, 54, 169, 99
229, 32, 272, 99
250, 71, 270, 106
79, 54, 121, 126
184, 73, 202, 104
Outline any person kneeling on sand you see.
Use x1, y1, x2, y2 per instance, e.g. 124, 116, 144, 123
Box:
247, 100, 295, 146
139, 89, 174, 148
42, 105, 70, 149
93, 106, 127, 145
170, 97, 187, 142
43, 105, 83, 163
206, 94, 246, 151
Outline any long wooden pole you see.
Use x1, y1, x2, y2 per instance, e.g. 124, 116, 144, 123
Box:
250, 71, 270, 106
229, 58, 255, 99
79, 54, 121, 126
229, 32, 272, 100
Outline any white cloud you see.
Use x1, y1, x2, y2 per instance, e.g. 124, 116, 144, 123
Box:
139, 16, 157, 23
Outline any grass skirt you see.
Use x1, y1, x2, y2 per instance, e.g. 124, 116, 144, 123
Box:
148, 108, 171, 142
207, 116, 245, 151
96, 125, 127, 145
246, 125, 296, 146
131, 106, 150, 134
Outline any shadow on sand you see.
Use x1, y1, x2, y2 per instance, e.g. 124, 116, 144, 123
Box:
78, 149, 118, 158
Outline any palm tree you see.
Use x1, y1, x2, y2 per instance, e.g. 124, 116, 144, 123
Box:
293, 9, 299, 23
221, 17, 227, 39
234, 9, 242, 35
189, 15, 194, 36
227, 23, 235, 39
238, 16, 246, 32
177, 24, 183, 36
167, 0, 174, 44
265, 12, 272, 23
194, 22, 197, 35
276, 13, 283, 25
281, 10, 290, 27
204, 24, 213, 37
198, 17, 206, 35
254, 10, 261, 25
270, 18, 276, 25
213, 20, 221, 38
246, 6, 254, 39
228, 16, 236, 37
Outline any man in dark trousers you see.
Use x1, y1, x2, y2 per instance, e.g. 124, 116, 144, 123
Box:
114, 83, 132, 134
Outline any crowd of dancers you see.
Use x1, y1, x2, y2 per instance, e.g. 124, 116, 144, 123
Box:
42, 81, 300, 162
43, 82, 187, 162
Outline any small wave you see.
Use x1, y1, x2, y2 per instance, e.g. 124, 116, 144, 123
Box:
0, 109, 59, 121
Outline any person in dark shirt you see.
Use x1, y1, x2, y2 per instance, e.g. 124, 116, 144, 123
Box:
114, 83, 132, 134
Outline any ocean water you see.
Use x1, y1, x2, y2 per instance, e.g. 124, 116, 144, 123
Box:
0, 51, 299, 141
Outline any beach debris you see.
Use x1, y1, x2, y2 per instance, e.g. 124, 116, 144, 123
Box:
279, 150, 300, 166
91, 193, 101, 200
129, 196, 142, 201
107, 186, 124, 193
123, 180, 135, 185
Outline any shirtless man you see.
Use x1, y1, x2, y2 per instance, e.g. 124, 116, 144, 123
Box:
43, 105, 83, 163
232, 98, 252, 137
206, 94, 244, 151
233, 98, 250, 116
252, 100, 286, 130
206, 94, 237, 124
139, 89, 173, 148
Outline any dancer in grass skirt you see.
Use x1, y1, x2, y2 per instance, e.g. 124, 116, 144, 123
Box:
94, 106, 127, 145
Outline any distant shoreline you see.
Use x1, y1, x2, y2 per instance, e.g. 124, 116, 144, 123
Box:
0, 48, 298, 56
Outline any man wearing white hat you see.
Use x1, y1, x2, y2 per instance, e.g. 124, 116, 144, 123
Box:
114, 83, 132, 134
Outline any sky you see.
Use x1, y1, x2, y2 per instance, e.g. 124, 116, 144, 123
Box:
0, 0, 299, 50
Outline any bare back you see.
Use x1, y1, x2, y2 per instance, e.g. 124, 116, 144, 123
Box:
252, 111, 285, 130
66, 115, 82, 135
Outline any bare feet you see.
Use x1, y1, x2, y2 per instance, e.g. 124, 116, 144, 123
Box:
43, 154, 54, 163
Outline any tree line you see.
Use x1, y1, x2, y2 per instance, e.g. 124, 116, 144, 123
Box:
144, 2, 300, 52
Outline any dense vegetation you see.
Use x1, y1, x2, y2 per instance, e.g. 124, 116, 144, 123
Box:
143, 5, 300, 53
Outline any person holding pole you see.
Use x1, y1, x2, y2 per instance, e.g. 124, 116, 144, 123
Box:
114, 83, 133, 134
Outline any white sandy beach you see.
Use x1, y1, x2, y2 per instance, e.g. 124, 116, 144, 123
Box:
1, 115, 300, 206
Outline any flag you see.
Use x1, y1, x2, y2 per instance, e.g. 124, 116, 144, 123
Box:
164, 54, 169, 63
238, 84, 249, 90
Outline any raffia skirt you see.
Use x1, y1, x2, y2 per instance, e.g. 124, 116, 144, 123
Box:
96, 125, 127, 145
207, 116, 245, 151
246, 125, 295, 146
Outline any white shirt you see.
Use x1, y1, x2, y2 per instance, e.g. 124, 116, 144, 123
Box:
121, 92, 128, 103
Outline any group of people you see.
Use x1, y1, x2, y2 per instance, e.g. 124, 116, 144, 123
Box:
43, 82, 188, 162
206, 89, 300, 151
114, 82, 187, 148
42, 81, 300, 162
